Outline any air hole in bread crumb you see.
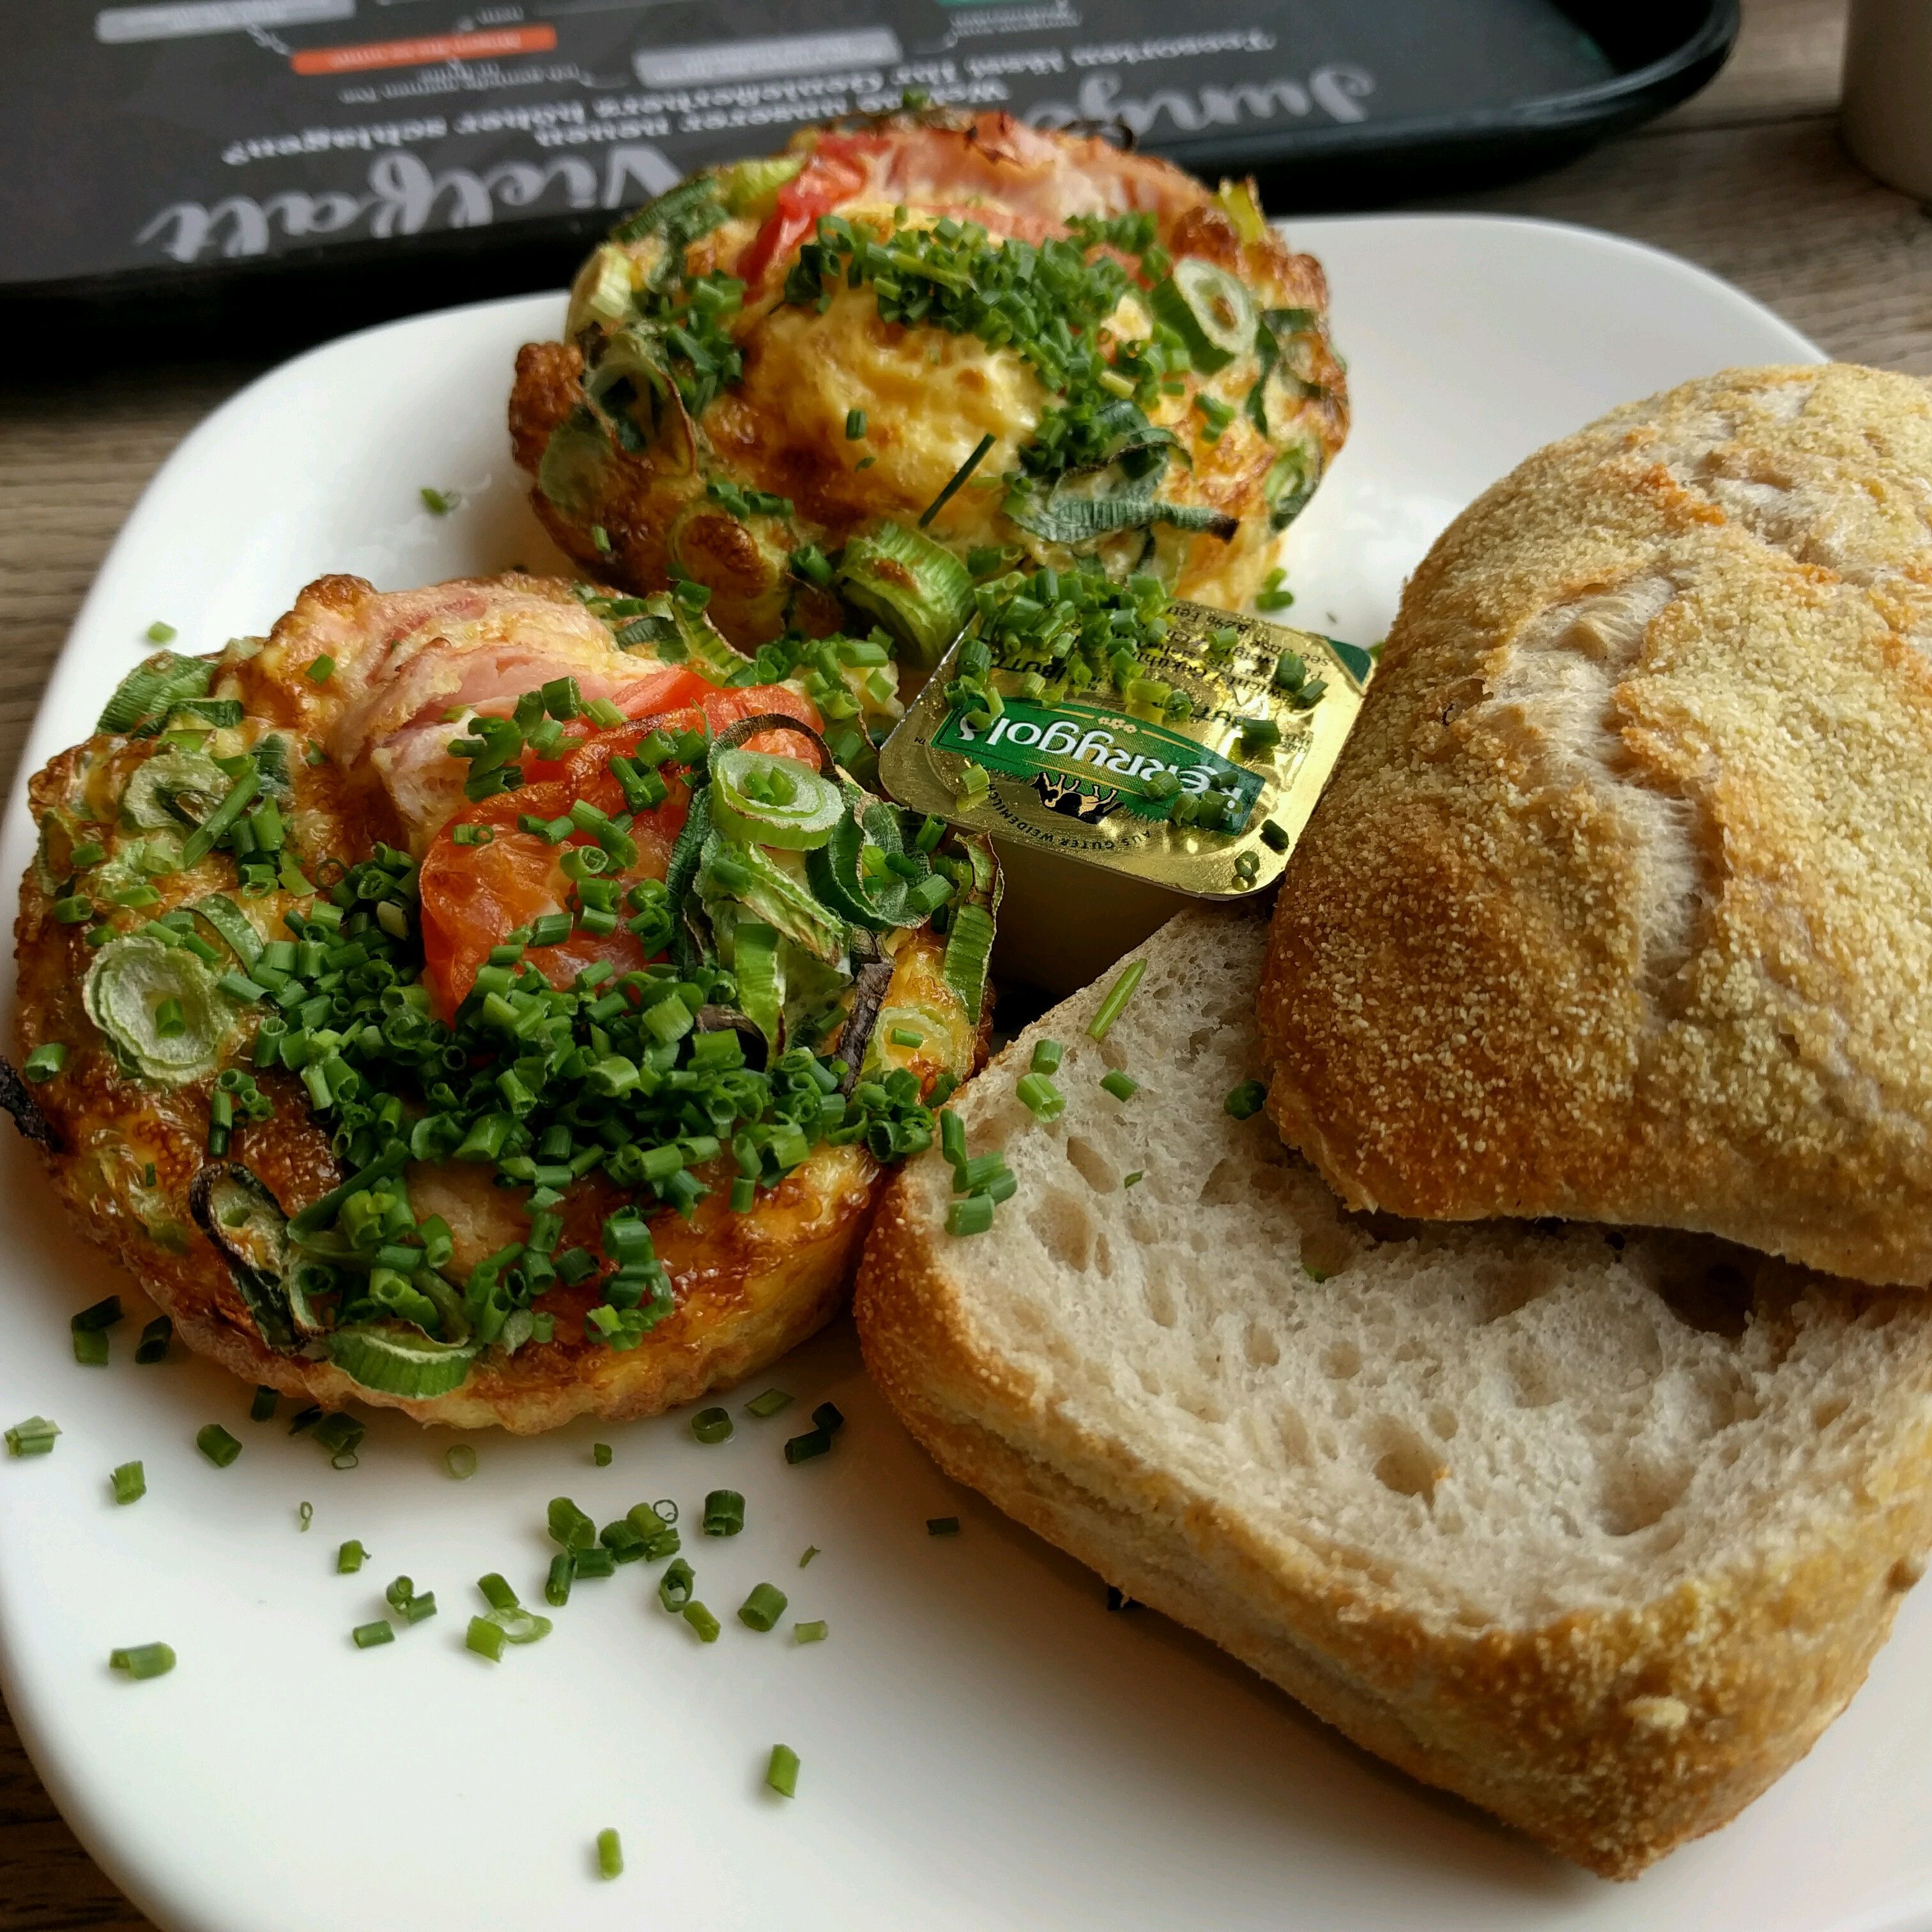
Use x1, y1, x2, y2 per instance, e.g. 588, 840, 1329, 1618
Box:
1245, 1321, 1281, 1368
1323, 1340, 1361, 1380
1813, 1395, 1850, 1429
1597, 1458, 1691, 1536
1368, 1420, 1445, 1505
1145, 1276, 1178, 1328
1429, 1403, 1459, 1441
1198, 1157, 1247, 1208
1065, 1136, 1116, 1194
1027, 1188, 1094, 1272
1508, 1344, 1562, 1408
1092, 1232, 1114, 1280
1475, 1257, 1560, 1322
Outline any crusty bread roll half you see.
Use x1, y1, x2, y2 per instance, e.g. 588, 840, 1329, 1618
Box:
1260, 364, 1932, 1285
855, 908, 1932, 1877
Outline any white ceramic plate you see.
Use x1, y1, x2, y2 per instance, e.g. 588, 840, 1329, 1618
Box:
10, 215, 1911, 1932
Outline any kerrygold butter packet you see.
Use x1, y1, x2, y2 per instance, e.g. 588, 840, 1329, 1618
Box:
880, 597, 1371, 899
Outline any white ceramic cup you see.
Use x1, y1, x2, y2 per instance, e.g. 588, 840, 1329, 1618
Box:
1843, 0, 1932, 201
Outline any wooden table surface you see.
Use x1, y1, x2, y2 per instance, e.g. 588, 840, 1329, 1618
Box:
0, 0, 1920, 1922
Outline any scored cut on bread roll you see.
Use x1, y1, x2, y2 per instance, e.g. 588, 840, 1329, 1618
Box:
1259, 363, 1932, 1287
855, 908, 1932, 1878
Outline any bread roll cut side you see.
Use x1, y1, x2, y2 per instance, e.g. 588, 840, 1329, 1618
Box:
856, 908, 1932, 1878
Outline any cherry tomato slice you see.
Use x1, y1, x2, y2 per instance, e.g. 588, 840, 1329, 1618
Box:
737, 134, 883, 289
418, 680, 823, 1018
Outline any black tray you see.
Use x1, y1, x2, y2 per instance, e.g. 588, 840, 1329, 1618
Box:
0, 0, 1734, 344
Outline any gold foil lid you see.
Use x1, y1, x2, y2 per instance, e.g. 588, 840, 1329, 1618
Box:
878, 603, 1371, 898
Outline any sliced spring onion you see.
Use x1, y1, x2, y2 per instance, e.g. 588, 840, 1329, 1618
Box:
1016, 1072, 1064, 1120
196, 1423, 241, 1468
709, 748, 842, 851
793, 1619, 829, 1643
744, 1388, 793, 1418
702, 1489, 745, 1536
1100, 1070, 1138, 1103
352, 1620, 394, 1649
109, 1643, 176, 1680
947, 1194, 995, 1237
337, 1540, 366, 1574
658, 1558, 695, 1611
111, 1460, 146, 1505
682, 1600, 721, 1643
1149, 258, 1257, 374
326, 1324, 478, 1398
691, 1406, 733, 1445
1030, 1039, 1064, 1076
738, 1582, 788, 1631
765, 1744, 800, 1798
836, 522, 972, 669
135, 1317, 172, 1364
84, 933, 235, 1083
72, 1330, 109, 1367
250, 1385, 279, 1422
593, 1442, 613, 1466
546, 1553, 575, 1607
445, 1444, 478, 1480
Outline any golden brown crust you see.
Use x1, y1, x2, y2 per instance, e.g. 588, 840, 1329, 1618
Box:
855, 1168, 1932, 1877
1260, 364, 1932, 1285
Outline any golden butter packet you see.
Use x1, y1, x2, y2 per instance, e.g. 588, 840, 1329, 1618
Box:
879, 603, 1372, 898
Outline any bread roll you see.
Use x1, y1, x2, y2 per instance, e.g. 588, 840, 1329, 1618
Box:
1260, 364, 1932, 1285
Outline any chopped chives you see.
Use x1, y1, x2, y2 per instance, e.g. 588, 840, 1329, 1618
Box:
249, 1385, 279, 1422
1260, 818, 1291, 853
658, 1558, 694, 1611
196, 1423, 241, 1468
72, 1329, 109, 1367
593, 1441, 613, 1466
337, 1540, 367, 1574
596, 1828, 624, 1880
946, 1194, 993, 1237
1029, 1039, 1064, 1076
940, 1109, 967, 1169
546, 1552, 575, 1606
845, 408, 866, 440
919, 431, 995, 528
1223, 1079, 1268, 1120
702, 1489, 745, 1536
145, 620, 178, 644
799, 1545, 820, 1567
737, 1582, 788, 1631
420, 486, 458, 514
134, 1317, 172, 1364
477, 1572, 519, 1612
72, 1296, 123, 1333
351, 1620, 394, 1649
22, 1043, 67, 1082
1016, 1071, 1064, 1120
793, 1619, 829, 1643
297, 1501, 313, 1531
1086, 959, 1146, 1040
926, 1515, 962, 1537
1100, 1070, 1139, 1103
110, 1643, 176, 1680
445, 1444, 477, 1480
466, 1616, 507, 1661
766, 1744, 800, 1798
812, 1402, 845, 1436
304, 654, 335, 684
1124, 1170, 1144, 1188
682, 1600, 721, 1643
549, 1496, 597, 1550
691, 1406, 733, 1445
785, 1428, 832, 1463
744, 1388, 793, 1418
111, 1460, 146, 1505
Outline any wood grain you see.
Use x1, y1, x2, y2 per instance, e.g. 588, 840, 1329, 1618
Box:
0, 2, 1908, 1923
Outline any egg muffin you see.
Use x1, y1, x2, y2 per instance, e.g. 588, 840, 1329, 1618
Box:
510, 107, 1347, 654
10, 573, 993, 1430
